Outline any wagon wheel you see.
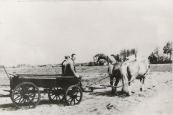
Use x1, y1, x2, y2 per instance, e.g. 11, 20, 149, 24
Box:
48, 86, 64, 103
65, 85, 83, 106
11, 82, 40, 109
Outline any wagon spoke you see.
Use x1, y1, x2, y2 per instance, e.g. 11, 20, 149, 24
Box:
75, 98, 79, 101
24, 99, 27, 104
49, 93, 53, 96
18, 97, 22, 104
14, 91, 21, 94
14, 89, 24, 95
14, 95, 21, 100
73, 99, 75, 104
28, 94, 35, 98
20, 98, 25, 104
76, 95, 81, 97
74, 91, 79, 95
53, 95, 56, 100
58, 96, 61, 100
24, 98, 34, 108
70, 98, 74, 105
67, 97, 72, 102
28, 95, 35, 98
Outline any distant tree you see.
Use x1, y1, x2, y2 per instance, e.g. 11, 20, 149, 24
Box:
120, 49, 126, 61
163, 41, 172, 60
88, 61, 97, 66
130, 48, 138, 56
120, 48, 137, 62
126, 49, 130, 57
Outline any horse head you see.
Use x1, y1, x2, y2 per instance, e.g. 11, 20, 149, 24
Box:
125, 55, 136, 62
111, 54, 122, 62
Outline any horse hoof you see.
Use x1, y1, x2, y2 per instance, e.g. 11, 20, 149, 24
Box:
140, 88, 142, 91
126, 92, 132, 96
111, 89, 116, 94
111, 91, 114, 94
140, 88, 146, 91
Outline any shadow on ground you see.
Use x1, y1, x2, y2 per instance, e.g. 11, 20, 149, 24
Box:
0, 99, 66, 111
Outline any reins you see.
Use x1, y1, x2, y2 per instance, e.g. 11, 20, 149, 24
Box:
101, 77, 136, 88
86, 75, 110, 87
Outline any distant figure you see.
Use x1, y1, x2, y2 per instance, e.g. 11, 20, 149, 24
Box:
61, 56, 70, 75
64, 54, 79, 78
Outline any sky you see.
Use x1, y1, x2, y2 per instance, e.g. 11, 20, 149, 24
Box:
0, 1, 173, 66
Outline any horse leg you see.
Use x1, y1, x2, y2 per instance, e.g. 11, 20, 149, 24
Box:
110, 75, 115, 94
128, 82, 132, 96
127, 68, 132, 96
114, 77, 119, 95
140, 77, 145, 91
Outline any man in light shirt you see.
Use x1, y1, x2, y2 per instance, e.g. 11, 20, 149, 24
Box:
64, 54, 80, 78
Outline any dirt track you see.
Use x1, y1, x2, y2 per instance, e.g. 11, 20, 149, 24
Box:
0, 71, 172, 115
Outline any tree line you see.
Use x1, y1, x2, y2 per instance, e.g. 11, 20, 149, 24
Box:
149, 41, 172, 64
88, 41, 172, 66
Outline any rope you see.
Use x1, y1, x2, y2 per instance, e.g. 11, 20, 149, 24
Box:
100, 78, 136, 88
87, 75, 110, 87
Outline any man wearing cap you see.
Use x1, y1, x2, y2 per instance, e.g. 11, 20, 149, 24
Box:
63, 54, 80, 78
61, 55, 70, 75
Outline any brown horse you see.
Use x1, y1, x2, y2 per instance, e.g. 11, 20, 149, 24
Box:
107, 55, 122, 95
120, 56, 150, 96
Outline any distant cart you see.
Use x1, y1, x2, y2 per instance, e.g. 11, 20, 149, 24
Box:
9, 74, 83, 109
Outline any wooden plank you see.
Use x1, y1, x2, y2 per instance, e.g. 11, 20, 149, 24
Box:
16, 74, 62, 76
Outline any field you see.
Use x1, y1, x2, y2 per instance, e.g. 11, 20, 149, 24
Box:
0, 64, 172, 115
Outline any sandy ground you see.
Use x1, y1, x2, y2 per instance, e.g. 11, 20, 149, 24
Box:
0, 71, 172, 115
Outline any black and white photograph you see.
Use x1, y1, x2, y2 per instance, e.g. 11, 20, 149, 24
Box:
0, 0, 172, 115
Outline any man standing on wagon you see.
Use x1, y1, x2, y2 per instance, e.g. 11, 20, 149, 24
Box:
63, 54, 80, 78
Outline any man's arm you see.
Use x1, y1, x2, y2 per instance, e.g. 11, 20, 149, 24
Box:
69, 61, 79, 78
